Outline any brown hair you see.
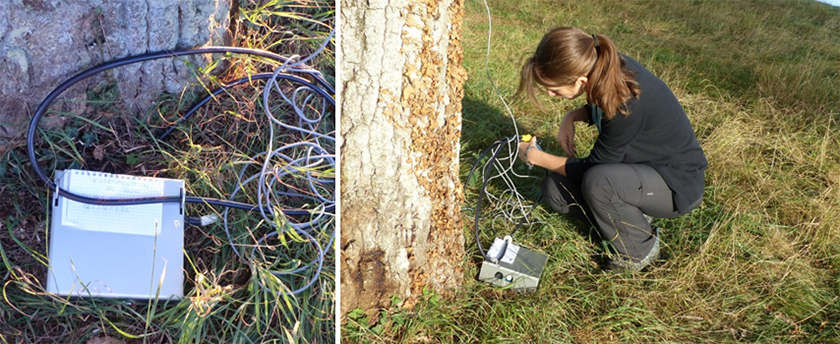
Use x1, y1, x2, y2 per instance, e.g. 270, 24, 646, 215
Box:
517, 27, 640, 119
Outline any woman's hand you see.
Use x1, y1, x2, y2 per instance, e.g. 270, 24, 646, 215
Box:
557, 106, 588, 157
516, 135, 569, 176
558, 112, 577, 157
517, 137, 537, 164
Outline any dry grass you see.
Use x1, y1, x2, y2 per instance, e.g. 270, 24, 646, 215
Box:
345, 0, 840, 343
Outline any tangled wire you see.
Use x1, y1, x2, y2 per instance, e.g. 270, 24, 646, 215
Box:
464, 0, 545, 261
27, 35, 335, 296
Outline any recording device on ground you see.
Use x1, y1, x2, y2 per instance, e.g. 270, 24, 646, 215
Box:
467, 135, 548, 293
478, 236, 549, 292
46, 170, 185, 300
470, 134, 550, 292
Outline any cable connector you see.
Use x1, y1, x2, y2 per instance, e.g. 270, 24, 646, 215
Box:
521, 134, 541, 150
200, 214, 220, 226
486, 235, 514, 263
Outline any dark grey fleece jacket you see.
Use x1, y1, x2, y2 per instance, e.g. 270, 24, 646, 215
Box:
565, 54, 707, 213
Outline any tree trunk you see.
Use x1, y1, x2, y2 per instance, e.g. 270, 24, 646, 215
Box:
0, 0, 231, 142
340, 0, 467, 318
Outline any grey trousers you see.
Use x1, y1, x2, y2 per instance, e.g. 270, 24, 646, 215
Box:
542, 163, 701, 261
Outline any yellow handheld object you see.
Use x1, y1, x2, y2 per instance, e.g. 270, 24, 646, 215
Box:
521, 134, 532, 142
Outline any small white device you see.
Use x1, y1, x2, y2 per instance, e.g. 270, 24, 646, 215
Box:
46, 170, 185, 300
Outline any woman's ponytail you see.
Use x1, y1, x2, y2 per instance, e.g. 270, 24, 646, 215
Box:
586, 34, 640, 119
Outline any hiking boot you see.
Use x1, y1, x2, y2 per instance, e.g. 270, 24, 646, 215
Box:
605, 227, 660, 271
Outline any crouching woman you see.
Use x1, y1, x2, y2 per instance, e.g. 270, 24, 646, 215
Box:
517, 27, 707, 270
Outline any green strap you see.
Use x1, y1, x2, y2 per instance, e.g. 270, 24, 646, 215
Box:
590, 103, 604, 133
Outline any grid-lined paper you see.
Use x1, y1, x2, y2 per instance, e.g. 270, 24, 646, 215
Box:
61, 170, 165, 236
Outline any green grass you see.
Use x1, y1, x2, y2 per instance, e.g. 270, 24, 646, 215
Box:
345, 0, 840, 343
0, 1, 334, 343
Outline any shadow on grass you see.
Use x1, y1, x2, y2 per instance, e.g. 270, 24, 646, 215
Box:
461, 91, 531, 147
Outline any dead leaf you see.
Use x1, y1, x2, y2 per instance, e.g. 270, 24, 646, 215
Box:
93, 145, 104, 161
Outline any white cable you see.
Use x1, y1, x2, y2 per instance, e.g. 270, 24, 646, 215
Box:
466, 0, 543, 240
482, 0, 519, 138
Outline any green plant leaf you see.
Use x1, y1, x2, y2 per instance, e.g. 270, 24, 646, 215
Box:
347, 307, 365, 320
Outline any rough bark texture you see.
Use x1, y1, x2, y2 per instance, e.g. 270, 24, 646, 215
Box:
0, 0, 231, 141
340, 0, 467, 319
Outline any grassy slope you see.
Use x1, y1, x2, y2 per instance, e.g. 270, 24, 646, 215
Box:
0, 1, 335, 343
347, 0, 840, 343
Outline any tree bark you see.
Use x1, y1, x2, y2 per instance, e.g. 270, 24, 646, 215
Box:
340, 0, 467, 318
0, 0, 231, 141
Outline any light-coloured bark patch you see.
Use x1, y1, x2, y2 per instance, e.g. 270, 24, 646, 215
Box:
340, 0, 466, 320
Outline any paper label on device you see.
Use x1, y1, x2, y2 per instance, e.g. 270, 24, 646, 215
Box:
501, 243, 520, 264
60, 170, 165, 236
487, 237, 505, 260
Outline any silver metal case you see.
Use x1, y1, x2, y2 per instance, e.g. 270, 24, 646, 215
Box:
478, 240, 549, 292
